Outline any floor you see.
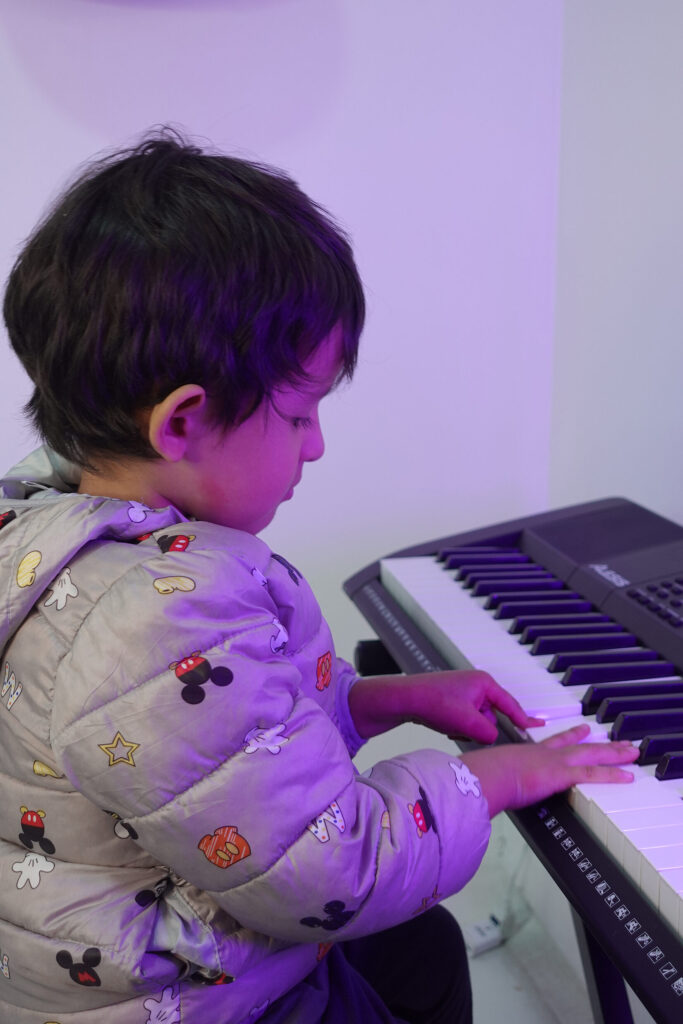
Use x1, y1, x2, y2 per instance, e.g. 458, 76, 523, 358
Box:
444, 815, 656, 1024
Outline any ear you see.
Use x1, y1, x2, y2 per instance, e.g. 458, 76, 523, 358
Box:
147, 385, 207, 462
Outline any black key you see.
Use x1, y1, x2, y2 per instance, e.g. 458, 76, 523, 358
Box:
655, 752, 683, 780
531, 632, 638, 656
438, 546, 509, 561
509, 612, 611, 635
549, 649, 657, 673
460, 568, 552, 586
611, 708, 683, 740
561, 660, 677, 687
596, 693, 683, 723
583, 680, 683, 716
496, 599, 593, 620
474, 578, 565, 597
444, 552, 530, 570
520, 622, 623, 644
638, 732, 683, 764
491, 593, 589, 606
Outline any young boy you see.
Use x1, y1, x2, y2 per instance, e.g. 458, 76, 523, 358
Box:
0, 131, 637, 1023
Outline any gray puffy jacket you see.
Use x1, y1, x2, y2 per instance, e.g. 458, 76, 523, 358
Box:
0, 447, 490, 1022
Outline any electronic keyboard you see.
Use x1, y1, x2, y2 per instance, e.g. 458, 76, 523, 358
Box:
344, 498, 683, 1024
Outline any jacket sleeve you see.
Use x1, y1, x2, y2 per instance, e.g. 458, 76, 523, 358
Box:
50, 538, 491, 944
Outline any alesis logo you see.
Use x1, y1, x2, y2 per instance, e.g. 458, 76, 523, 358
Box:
588, 563, 630, 588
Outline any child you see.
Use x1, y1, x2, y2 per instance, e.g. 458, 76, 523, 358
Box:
0, 130, 637, 1024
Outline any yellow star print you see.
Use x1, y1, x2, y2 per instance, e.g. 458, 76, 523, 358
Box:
98, 731, 140, 767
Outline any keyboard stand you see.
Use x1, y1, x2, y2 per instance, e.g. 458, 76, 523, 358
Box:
572, 906, 635, 1024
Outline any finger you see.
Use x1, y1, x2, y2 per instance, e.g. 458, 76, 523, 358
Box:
565, 740, 639, 766
457, 712, 499, 745
486, 685, 545, 729
541, 723, 592, 748
571, 764, 635, 784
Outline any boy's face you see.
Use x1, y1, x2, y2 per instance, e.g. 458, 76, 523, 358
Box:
188, 325, 344, 534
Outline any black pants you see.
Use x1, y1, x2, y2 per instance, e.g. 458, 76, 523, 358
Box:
341, 905, 472, 1024
262, 906, 472, 1024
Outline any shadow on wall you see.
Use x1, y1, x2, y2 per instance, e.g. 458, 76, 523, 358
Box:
4, 0, 345, 147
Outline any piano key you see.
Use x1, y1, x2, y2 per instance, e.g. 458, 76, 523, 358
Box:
659, 866, 683, 936
561, 660, 677, 686
604, 803, 683, 865
640, 844, 683, 906
378, 558, 572, 709
525, 712, 610, 744
582, 680, 683, 716
495, 599, 593, 618
437, 546, 509, 562
486, 590, 581, 611
472, 578, 566, 597
638, 732, 683, 764
569, 765, 683, 845
611, 708, 683, 740
596, 694, 683, 724
462, 570, 553, 588
531, 632, 639, 655
621, 825, 683, 901
656, 752, 683, 780
442, 551, 530, 568
520, 622, 625, 643
549, 649, 657, 673
510, 611, 612, 634
460, 566, 552, 584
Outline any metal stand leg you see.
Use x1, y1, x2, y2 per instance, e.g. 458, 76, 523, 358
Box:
571, 907, 634, 1024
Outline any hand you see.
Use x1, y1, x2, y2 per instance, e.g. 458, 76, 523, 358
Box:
348, 669, 543, 742
459, 723, 639, 817
406, 669, 544, 744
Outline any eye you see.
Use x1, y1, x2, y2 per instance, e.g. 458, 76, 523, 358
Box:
291, 416, 314, 429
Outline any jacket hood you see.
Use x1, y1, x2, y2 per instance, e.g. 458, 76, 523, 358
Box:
0, 445, 188, 655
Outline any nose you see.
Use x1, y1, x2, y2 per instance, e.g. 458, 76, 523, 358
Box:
303, 416, 325, 462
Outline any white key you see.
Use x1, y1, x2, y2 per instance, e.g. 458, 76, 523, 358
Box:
622, 825, 683, 892
570, 766, 683, 844
605, 803, 683, 865
659, 866, 683, 937
380, 557, 576, 703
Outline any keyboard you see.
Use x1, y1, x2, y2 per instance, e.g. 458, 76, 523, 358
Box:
344, 497, 683, 1023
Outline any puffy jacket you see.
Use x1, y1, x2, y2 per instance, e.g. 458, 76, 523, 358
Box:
0, 447, 491, 1023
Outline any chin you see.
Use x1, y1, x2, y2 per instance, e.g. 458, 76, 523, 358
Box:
251, 511, 278, 535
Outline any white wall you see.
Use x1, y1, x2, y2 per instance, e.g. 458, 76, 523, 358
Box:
551, 0, 683, 524
0, 0, 566, 662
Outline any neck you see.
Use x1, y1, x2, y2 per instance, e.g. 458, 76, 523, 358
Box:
78, 464, 166, 508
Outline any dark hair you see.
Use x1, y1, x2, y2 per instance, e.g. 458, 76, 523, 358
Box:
3, 127, 364, 467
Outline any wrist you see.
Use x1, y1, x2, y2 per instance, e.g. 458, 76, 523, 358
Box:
348, 674, 415, 739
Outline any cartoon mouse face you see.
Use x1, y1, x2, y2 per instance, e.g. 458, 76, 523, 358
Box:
56, 947, 101, 987
169, 653, 233, 704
